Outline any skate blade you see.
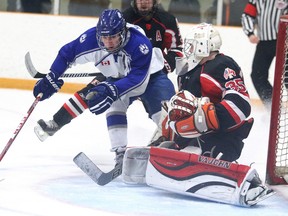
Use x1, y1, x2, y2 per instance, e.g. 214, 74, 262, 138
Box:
34, 124, 49, 142
246, 189, 276, 206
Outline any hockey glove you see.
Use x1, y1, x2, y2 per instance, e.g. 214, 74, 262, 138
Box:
33, 72, 64, 101
168, 90, 219, 138
86, 82, 118, 115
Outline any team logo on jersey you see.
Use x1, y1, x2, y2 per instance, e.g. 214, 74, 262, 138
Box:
79, 34, 87, 43
156, 30, 162, 41
223, 67, 236, 80
139, 44, 149, 55
146, 24, 151, 30
101, 60, 110, 66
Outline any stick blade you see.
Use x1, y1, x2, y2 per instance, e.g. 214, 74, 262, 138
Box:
24, 52, 45, 78
73, 152, 103, 183
73, 152, 122, 186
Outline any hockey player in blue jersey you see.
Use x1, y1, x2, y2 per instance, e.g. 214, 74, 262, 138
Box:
32, 9, 175, 165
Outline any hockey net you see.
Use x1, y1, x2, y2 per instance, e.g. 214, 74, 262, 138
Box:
266, 15, 288, 185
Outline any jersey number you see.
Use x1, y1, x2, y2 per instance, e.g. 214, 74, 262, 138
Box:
225, 78, 247, 94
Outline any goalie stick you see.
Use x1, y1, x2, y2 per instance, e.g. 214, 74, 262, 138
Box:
25, 52, 105, 79
73, 152, 122, 186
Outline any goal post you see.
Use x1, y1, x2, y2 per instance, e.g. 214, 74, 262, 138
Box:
266, 15, 288, 185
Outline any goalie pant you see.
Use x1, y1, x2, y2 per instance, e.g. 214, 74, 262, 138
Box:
122, 147, 274, 207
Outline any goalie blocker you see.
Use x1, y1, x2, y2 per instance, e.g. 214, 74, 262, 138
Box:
123, 147, 275, 207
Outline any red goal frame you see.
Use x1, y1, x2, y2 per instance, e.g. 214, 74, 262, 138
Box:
266, 15, 288, 185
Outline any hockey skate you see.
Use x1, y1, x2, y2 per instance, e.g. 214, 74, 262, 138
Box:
244, 185, 275, 206
242, 180, 275, 206
239, 172, 276, 206
114, 147, 126, 167
34, 119, 60, 142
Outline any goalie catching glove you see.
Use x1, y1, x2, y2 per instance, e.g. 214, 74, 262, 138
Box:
33, 72, 64, 101
168, 90, 219, 138
86, 82, 118, 115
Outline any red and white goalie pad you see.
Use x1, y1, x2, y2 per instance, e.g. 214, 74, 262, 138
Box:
122, 147, 274, 206
147, 147, 253, 206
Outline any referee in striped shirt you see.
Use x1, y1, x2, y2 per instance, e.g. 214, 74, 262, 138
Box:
241, 0, 287, 110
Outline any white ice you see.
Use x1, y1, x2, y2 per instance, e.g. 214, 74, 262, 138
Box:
0, 89, 288, 216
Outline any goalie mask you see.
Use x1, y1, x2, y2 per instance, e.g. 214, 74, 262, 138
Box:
96, 9, 127, 53
176, 23, 222, 75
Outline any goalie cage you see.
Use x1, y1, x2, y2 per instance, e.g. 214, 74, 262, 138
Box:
266, 15, 288, 185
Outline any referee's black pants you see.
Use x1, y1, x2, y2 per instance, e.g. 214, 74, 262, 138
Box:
250, 40, 276, 109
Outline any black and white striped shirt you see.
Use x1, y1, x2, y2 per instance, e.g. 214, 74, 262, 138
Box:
241, 0, 288, 41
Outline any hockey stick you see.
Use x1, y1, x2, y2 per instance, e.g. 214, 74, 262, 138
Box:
25, 52, 103, 79
73, 152, 122, 186
0, 93, 43, 162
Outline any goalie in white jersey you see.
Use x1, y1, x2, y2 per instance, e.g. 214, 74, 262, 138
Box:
32, 9, 175, 165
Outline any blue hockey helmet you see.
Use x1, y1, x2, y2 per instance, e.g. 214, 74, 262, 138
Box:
96, 9, 127, 53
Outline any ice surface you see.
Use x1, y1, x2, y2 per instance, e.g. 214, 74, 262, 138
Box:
0, 89, 288, 216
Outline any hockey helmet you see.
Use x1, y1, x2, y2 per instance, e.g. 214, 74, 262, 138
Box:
183, 23, 222, 69
96, 9, 127, 53
132, 0, 159, 17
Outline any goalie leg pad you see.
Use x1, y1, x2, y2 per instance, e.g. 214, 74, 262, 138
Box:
145, 147, 274, 206
122, 147, 150, 184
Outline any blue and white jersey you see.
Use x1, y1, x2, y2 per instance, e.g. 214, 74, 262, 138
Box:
50, 23, 164, 97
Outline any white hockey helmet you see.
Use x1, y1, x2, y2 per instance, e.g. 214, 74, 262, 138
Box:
183, 23, 222, 70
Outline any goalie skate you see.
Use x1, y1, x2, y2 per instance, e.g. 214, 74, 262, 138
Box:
243, 185, 275, 206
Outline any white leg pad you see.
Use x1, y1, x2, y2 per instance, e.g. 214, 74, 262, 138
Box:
122, 147, 150, 184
